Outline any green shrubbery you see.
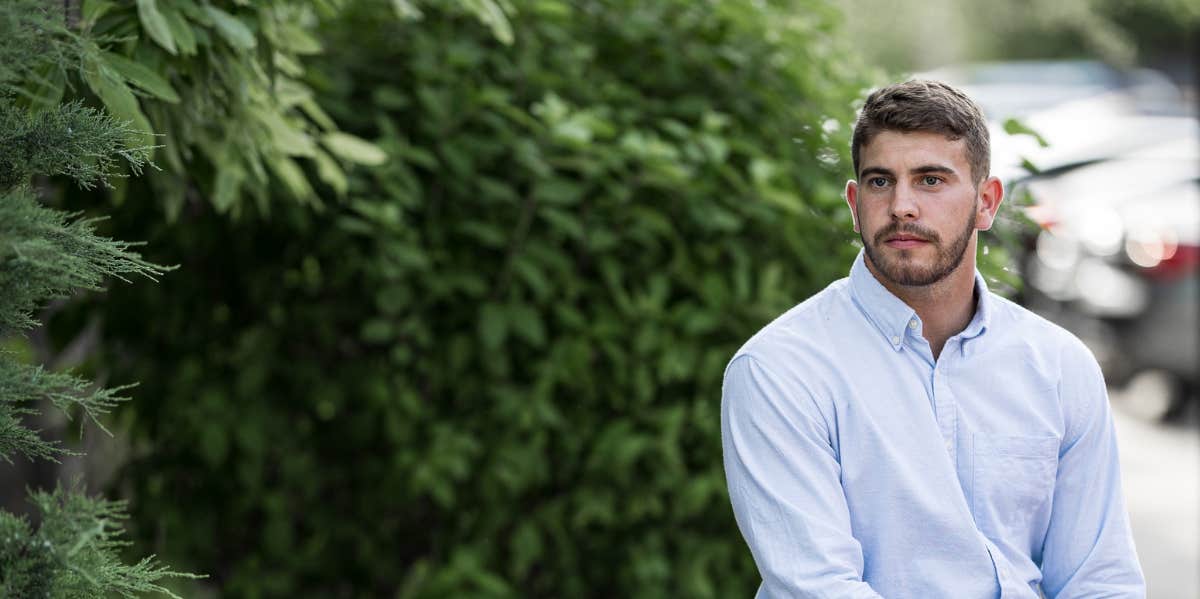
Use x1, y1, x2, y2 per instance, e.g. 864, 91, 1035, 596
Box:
57, 0, 884, 596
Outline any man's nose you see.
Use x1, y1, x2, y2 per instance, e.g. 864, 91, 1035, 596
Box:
890, 183, 919, 220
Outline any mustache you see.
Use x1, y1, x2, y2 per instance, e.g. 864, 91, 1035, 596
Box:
874, 223, 940, 245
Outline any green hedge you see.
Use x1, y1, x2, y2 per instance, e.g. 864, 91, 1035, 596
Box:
64, 1, 870, 596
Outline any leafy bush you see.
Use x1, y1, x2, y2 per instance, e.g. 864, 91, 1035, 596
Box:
65, 0, 874, 596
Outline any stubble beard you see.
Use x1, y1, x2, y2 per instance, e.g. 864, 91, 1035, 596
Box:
860, 206, 977, 287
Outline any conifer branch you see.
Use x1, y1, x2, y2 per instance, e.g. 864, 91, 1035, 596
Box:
1, 187, 170, 336
0, 485, 204, 598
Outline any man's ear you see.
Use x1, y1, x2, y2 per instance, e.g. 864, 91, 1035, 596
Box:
845, 179, 860, 233
975, 176, 1004, 231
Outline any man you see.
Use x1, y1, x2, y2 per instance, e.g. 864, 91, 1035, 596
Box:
720, 80, 1144, 598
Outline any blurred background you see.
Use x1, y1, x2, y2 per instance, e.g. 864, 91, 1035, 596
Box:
0, 0, 1195, 597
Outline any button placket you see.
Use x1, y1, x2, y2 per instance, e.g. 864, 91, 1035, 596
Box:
932, 363, 957, 465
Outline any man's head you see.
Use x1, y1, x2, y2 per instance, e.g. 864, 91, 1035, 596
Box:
845, 80, 1003, 289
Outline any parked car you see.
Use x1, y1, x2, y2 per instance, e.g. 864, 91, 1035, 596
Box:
1013, 132, 1199, 420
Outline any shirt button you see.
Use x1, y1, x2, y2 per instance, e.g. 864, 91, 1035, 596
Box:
909, 319, 918, 330
891, 336, 901, 345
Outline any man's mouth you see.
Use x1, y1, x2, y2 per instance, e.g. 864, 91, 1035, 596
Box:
884, 234, 931, 249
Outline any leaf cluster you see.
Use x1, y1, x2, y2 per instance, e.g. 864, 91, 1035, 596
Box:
67, 0, 384, 219
0, 0, 84, 101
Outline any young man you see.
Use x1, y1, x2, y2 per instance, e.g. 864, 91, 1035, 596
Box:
721, 80, 1144, 598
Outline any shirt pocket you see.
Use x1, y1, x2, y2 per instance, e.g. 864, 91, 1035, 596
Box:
972, 433, 1059, 539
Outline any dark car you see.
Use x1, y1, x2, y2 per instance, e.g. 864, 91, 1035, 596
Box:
1014, 134, 1199, 420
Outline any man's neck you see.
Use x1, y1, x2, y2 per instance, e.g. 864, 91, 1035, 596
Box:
865, 254, 979, 361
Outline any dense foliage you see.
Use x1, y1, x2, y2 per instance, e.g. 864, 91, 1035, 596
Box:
59, 1, 874, 596
0, 1, 191, 596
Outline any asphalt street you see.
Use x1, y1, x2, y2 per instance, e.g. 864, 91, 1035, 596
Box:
1110, 390, 1200, 599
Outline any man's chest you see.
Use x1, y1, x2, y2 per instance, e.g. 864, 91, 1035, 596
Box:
825, 340, 1065, 550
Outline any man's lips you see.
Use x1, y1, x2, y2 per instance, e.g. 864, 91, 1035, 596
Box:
884, 235, 930, 249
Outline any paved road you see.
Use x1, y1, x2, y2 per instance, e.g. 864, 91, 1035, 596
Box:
1110, 391, 1199, 599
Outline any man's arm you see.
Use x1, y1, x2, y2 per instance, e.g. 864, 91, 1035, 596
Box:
721, 354, 884, 599
1039, 343, 1145, 598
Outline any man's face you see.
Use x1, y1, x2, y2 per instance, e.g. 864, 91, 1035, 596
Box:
845, 130, 998, 288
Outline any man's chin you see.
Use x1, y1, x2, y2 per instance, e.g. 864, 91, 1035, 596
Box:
869, 254, 945, 287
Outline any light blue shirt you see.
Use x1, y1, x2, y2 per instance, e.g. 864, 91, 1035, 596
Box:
721, 250, 1144, 598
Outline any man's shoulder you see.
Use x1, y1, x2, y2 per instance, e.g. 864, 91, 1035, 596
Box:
729, 277, 851, 371
987, 291, 1101, 369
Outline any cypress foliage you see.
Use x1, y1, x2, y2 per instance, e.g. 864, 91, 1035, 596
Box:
0, 2, 193, 596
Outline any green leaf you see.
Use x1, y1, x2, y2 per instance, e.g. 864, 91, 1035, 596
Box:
161, 4, 198, 55
137, 0, 177, 54
478, 303, 507, 350
539, 207, 584, 240
391, 0, 423, 19
82, 0, 117, 28
212, 165, 244, 213
508, 303, 546, 347
360, 318, 394, 343
463, 0, 514, 45
509, 521, 542, 578
83, 58, 155, 149
313, 149, 348, 196
21, 63, 65, 112
533, 178, 583, 205
299, 97, 337, 131
267, 155, 316, 204
322, 132, 387, 166
205, 6, 256, 50
256, 109, 315, 157
1002, 117, 1049, 148
275, 23, 323, 55
100, 52, 180, 103
512, 255, 551, 300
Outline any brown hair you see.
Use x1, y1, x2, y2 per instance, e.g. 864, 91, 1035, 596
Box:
851, 80, 991, 183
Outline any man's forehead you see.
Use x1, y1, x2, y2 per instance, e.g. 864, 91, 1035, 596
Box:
859, 130, 970, 172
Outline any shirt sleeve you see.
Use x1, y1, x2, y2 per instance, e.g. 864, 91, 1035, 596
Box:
721, 354, 885, 599
1039, 342, 1145, 598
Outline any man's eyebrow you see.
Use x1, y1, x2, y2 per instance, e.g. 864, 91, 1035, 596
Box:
859, 165, 959, 179
911, 164, 957, 176
858, 166, 895, 179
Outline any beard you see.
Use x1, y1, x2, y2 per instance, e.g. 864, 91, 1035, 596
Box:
860, 207, 976, 287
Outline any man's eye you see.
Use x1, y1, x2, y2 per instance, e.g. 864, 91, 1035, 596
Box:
869, 177, 890, 188
921, 175, 941, 186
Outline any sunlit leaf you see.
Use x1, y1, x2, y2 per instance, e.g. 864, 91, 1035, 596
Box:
136, 0, 177, 54
322, 132, 387, 166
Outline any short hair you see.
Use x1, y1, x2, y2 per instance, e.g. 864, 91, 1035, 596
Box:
851, 80, 991, 183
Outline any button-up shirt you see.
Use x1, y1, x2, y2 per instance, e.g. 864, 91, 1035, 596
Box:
721, 250, 1144, 598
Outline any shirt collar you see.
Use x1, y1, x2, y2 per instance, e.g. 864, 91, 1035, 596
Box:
848, 249, 992, 351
